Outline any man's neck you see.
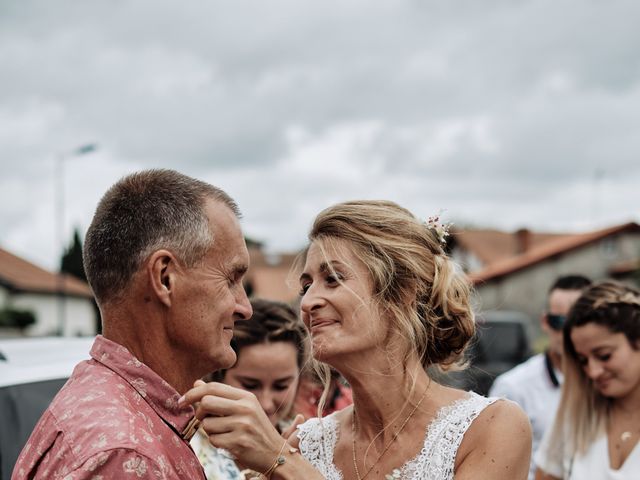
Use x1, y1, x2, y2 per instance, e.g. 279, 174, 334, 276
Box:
547, 349, 563, 372
102, 305, 198, 395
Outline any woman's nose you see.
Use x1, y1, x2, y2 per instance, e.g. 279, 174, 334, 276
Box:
300, 284, 324, 315
257, 391, 276, 414
585, 359, 604, 380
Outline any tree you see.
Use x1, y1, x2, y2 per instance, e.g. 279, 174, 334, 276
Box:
61, 228, 86, 281
0, 308, 36, 330
60, 228, 101, 333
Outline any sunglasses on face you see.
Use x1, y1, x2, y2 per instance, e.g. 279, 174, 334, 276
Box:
546, 314, 566, 331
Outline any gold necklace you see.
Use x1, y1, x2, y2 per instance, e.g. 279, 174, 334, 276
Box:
612, 405, 640, 442
351, 386, 429, 480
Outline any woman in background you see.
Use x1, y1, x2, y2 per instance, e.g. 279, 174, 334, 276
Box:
191, 298, 307, 479
535, 281, 640, 479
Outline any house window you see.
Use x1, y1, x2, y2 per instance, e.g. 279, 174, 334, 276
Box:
600, 237, 617, 257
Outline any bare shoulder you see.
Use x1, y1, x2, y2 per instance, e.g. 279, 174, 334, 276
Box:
455, 399, 532, 480
469, 398, 531, 441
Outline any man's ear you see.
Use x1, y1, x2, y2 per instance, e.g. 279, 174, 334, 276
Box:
540, 313, 550, 334
147, 249, 177, 308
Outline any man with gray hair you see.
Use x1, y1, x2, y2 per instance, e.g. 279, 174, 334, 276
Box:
13, 170, 252, 479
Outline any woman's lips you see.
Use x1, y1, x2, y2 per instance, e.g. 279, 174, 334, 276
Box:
310, 319, 338, 332
595, 377, 612, 391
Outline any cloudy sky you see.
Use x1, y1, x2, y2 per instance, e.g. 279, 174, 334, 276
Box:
1, 0, 639, 271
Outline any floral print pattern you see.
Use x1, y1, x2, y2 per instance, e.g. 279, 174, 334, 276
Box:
12, 335, 205, 479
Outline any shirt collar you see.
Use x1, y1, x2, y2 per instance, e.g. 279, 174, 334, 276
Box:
90, 335, 196, 434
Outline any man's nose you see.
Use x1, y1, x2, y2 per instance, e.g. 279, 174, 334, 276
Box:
235, 288, 252, 321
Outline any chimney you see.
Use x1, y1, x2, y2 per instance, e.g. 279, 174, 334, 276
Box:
515, 228, 531, 254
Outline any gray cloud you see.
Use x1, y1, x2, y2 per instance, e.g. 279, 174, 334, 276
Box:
1, 0, 639, 269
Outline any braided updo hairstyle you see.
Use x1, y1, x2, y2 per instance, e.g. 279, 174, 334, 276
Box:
306, 199, 475, 369
564, 280, 640, 356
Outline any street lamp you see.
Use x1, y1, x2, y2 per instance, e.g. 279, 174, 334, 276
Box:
55, 143, 98, 336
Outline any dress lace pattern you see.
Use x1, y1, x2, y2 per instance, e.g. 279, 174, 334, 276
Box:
296, 392, 497, 480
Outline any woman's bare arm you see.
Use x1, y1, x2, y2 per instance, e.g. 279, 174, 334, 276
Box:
454, 400, 532, 480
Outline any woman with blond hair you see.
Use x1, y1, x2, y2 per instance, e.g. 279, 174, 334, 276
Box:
535, 281, 640, 479
183, 200, 531, 480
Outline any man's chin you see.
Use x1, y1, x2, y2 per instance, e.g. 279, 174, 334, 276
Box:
217, 348, 238, 370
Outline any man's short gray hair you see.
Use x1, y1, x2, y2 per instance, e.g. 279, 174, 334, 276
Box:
83, 169, 240, 304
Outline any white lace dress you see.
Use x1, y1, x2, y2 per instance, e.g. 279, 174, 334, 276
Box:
296, 392, 498, 480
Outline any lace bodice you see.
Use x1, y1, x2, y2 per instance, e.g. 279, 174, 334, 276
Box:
296, 392, 497, 480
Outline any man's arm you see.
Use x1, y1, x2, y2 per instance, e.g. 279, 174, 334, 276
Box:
17, 449, 190, 480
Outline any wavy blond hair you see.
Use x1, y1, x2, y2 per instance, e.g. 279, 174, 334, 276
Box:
297, 200, 475, 410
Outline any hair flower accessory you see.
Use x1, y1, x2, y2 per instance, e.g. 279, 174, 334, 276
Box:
425, 212, 451, 245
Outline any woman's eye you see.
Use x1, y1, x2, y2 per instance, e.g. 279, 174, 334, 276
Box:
326, 273, 342, 285
299, 283, 311, 296
597, 353, 611, 362
274, 383, 291, 392
241, 383, 259, 390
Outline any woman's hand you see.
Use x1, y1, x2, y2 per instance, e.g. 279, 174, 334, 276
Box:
180, 380, 287, 473
281, 414, 305, 441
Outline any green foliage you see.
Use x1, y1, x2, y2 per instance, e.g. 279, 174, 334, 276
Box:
60, 228, 102, 333
0, 307, 36, 329
60, 228, 86, 281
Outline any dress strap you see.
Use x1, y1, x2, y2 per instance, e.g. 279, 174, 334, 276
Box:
400, 392, 499, 480
296, 414, 343, 480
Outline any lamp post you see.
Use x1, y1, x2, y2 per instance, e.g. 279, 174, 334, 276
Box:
55, 143, 98, 336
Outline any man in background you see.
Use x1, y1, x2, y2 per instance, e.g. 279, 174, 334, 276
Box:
489, 274, 592, 480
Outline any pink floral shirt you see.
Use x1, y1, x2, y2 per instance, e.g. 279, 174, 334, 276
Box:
12, 335, 205, 479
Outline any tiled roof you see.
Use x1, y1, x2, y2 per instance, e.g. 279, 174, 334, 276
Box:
0, 247, 94, 298
248, 267, 299, 303
468, 222, 640, 285
452, 228, 572, 265
246, 246, 300, 303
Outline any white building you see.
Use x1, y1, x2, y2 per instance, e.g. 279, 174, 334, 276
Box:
0, 248, 97, 337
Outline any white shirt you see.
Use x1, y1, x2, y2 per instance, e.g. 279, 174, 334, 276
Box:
489, 353, 562, 480
536, 430, 640, 479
